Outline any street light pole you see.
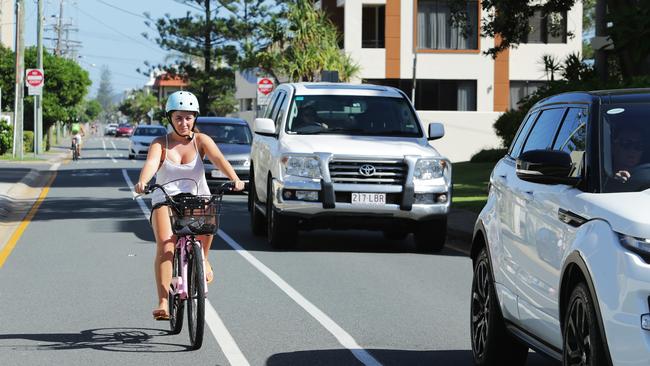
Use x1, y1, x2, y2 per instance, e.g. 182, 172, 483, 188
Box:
13, 0, 25, 159
35, 0, 44, 155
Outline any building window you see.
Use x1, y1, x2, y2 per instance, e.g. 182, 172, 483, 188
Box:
365, 79, 477, 111
417, 0, 478, 50
524, 10, 567, 44
362, 5, 385, 48
510, 81, 546, 110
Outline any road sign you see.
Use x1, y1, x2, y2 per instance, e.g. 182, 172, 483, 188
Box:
257, 77, 274, 106
26, 69, 44, 95
25, 68, 44, 88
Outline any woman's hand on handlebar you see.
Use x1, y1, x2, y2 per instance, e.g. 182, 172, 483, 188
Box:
135, 181, 148, 194
233, 179, 245, 191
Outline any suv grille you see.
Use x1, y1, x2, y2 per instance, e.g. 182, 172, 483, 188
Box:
329, 159, 406, 185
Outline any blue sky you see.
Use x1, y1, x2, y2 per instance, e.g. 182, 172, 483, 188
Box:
24, 0, 190, 98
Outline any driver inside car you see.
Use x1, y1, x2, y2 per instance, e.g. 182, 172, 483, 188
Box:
611, 124, 645, 183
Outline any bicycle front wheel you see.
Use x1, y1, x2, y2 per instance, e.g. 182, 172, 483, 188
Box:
187, 240, 205, 350
168, 247, 184, 334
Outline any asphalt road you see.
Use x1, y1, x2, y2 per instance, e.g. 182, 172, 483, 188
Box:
0, 136, 558, 366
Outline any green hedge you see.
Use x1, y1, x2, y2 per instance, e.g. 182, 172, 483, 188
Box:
0, 119, 11, 155
23, 131, 34, 153
470, 148, 508, 163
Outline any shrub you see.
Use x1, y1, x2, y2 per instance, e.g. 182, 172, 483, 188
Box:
23, 131, 34, 153
470, 148, 508, 163
0, 119, 11, 155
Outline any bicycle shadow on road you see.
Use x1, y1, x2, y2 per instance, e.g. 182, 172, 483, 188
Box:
0, 327, 191, 353
266, 348, 558, 366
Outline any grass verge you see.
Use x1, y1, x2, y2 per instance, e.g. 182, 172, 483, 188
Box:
452, 162, 495, 213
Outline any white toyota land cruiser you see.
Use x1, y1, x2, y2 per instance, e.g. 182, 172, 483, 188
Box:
248, 83, 451, 251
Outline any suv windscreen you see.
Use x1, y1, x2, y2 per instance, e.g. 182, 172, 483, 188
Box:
134, 127, 166, 136
198, 124, 252, 145
285, 95, 422, 137
601, 103, 650, 193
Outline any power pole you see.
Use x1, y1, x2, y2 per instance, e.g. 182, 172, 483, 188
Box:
55, 0, 63, 56
12, 0, 24, 159
35, 0, 44, 154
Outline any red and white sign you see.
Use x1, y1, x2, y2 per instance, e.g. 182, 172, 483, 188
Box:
25, 69, 44, 88
257, 77, 274, 95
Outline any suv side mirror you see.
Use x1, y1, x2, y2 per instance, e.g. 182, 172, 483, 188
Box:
516, 149, 580, 186
254, 118, 276, 135
428, 123, 445, 140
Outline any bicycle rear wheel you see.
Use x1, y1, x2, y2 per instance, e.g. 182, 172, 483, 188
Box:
168, 248, 184, 334
187, 240, 205, 350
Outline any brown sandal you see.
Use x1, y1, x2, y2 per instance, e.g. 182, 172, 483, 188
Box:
152, 309, 169, 321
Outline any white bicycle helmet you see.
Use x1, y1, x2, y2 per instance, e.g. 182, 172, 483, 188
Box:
165, 90, 200, 114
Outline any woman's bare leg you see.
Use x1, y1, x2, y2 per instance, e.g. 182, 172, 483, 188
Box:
198, 234, 214, 282
151, 206, 175, 315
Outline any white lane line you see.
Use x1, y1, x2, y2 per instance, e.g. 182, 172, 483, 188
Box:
121, 168, 250, 366
122, 169, 150, 218
217, 230, 382, 366
110, 140, 118, 151
102, 139, 106, 151
50, 162, 60, 171
107, 153, 117, 163
205, 299, 251, 366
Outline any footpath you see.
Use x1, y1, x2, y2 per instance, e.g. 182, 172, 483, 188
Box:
0, 146, 69, 261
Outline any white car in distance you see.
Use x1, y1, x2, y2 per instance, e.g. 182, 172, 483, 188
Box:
128, 125, 167, 159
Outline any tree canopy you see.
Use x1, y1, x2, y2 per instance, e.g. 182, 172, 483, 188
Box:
118, 89, 159, 124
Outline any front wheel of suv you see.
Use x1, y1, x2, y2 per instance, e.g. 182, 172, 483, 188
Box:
563, 283, 608, 366
471, 248, 528, 366
414, 217, 447, 253
248, 167, 266, 236
266, 179, 297, 249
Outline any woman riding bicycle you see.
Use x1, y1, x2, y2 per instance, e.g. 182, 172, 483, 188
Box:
134, 91, 245, 320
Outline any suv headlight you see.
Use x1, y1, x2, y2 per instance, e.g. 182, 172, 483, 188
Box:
414, 159, 447, 181
282, 155, 322, 179
618, 233, 650, 262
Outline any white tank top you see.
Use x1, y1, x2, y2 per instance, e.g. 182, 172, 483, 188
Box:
150, 135, 211, 206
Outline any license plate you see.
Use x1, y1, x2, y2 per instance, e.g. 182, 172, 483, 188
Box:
351, 193, 386, 205
211, 169, 227, 178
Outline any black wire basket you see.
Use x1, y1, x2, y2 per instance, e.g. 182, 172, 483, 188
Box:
169, 194, 221, 235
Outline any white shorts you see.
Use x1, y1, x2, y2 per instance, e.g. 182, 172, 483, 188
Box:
73, 134, 82, 145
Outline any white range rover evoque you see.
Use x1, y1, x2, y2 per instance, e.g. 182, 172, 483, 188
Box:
471, 89, 650, 366
248, 83, 451, 251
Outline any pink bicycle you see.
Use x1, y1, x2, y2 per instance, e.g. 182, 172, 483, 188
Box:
141, 179, 234, 350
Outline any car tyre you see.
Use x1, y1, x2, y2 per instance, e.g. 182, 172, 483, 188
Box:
562, 283, 608, 366
128, 154, 134, 159
248, 167, 266, 236
414, 217, 447, 253
266, 179, 297, 250
471, 248, 528, 366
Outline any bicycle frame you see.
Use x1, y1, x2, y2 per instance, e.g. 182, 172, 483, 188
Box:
171, 235, 208, 300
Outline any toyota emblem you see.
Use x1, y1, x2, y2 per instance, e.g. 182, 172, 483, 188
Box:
359, 164, 376, 177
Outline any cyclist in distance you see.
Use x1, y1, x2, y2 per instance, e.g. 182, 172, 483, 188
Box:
134, 91, 245, 320
71, 121, 85, 158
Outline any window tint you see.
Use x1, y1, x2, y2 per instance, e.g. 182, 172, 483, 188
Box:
272, 92, 287, 127
263, 92, 280, 119
521, 108, 566, 153
553, 108, 588, 178
509, 110, 539, 159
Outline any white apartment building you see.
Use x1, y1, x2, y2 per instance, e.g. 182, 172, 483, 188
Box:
0, 0, 13, 50
320, 0, 583, 162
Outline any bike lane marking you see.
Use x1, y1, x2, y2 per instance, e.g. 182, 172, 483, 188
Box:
121, 169, 251, 366
217, 229, 382, 366
0, 163, 59, 268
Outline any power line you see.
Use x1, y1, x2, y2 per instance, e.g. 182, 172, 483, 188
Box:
72, 3, 164, 54
94, 0, 147, 19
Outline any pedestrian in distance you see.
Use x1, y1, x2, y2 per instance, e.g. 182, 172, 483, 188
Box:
134, 91, 245, 320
